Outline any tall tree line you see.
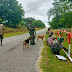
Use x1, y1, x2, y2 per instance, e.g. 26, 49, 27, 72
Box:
0, 0, 24, 28
23, 18, 45, 28
0, 0, 45, 28
47, 0, 72, 29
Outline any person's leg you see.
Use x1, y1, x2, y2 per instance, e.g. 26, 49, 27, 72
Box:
30, 31, 34, 45
33, 31, 36, 44
30, 34, 32, 45
1, 39, 2, 46
31, 38, 34, 44
0, 35, 1, 45
33, 38, 35, 44
30, 38, 34, 45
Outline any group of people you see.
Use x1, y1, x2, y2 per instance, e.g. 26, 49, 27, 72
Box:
46, 28, 68, 54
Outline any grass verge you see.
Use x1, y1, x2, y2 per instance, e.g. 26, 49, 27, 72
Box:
39, 32, 72, 72
4, 27, 44, 38
4, 32, 28, 38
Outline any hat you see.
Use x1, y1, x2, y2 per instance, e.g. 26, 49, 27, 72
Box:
58, 37, 64, 42
50, 32, 54, 35
48, 28, 50, 31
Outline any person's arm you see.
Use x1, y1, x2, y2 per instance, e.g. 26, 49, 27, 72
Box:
54, 37, 58, 39
27, 24, 32, 30
52, 37, 57, 40
2, 24, 4, 35
62, 47, 68, 52
59, 42, 68, 52
31, 25, 35, 30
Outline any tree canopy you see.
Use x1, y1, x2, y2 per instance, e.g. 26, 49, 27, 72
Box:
47, 0, 72, 29
23, 17, 45, 28
0, 0, 24, 28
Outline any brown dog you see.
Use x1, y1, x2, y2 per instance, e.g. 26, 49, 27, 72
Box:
37, 35, 44, 41
23, 37, 31, 50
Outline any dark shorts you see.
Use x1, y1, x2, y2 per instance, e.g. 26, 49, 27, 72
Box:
0, 35, 3, 39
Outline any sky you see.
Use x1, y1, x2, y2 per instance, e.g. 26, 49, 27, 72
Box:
17, 0, 54, 27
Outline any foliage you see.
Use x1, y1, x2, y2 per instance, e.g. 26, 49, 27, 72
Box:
47, 0, 72, 29
0, 17, 2, 21
19, 21, 25, 26
4, 26, 44, 38
39, 32, 72, 72
34, 20, 45, 28
0, 0, 24, 28
23, 17, 45, 28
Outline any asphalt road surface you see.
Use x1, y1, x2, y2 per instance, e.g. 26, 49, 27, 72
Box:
0, 28, 47, 72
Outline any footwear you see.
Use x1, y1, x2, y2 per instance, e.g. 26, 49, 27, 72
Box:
30, 43, 36, 45
33, 43, 36, 44
30, 44, 34, 45
1, 43, 3, 46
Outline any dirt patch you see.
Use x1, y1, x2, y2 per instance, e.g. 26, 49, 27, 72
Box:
67, 28, 72, 33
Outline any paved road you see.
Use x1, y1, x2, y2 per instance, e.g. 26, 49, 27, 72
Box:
0, 28, 47, 72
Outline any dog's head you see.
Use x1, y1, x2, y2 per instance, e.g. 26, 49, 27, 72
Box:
28, 37, 31, 40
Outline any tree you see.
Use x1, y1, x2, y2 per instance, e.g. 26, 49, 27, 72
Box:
34, 20, 45, 28
47, 0, 72, 29
0, 0, 25, 28
23, 17, 45, 28
47, 0, 62, 28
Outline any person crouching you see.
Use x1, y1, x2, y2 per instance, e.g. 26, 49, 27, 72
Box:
46, 32, 57, 47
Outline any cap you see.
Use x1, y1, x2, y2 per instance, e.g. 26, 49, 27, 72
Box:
50, 32, 54, 35
48, 28, 50, 31
58, 37, 64, 42
29, 19, 32, 22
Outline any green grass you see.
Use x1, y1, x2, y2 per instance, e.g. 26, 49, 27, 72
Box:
4, 27, 44, 38
4, 32, 28, 38
39, 32, 72, 72
4, 26, 28, 37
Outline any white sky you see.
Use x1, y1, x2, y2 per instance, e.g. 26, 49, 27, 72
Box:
17, 0, 54, 27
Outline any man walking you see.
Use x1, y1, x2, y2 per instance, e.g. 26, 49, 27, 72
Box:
27, 19, 36, 45
0, 21, 4, 46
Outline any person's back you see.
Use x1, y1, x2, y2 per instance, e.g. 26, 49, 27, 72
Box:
0, 24, 4, 35
47, 36, 54, 46
0, 22, 4, 46
51, 37, 68, 54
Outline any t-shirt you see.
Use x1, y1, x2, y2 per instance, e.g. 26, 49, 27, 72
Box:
0, 24, 4, 35
47, 37, 55, 46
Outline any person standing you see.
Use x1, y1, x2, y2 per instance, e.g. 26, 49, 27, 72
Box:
27, 19, 36, 45
0, 21, 4, 46
48, 28, 51, 34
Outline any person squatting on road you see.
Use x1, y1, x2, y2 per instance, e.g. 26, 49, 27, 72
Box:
27, 19, 36, 45
0, 21, 4, 46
